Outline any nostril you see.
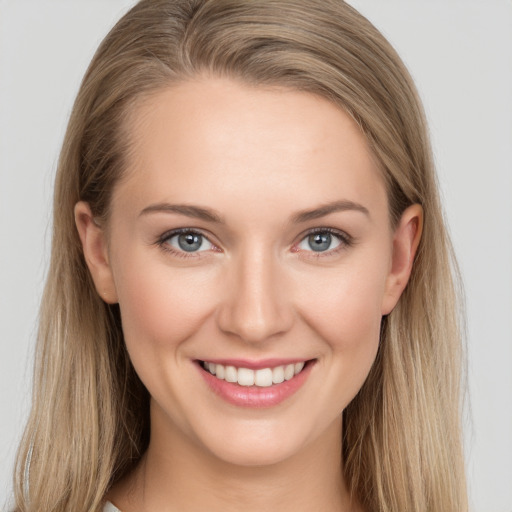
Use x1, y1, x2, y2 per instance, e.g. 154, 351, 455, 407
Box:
216, 308, 294, 344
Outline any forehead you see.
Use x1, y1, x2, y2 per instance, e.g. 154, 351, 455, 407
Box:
113, 78, 387, 224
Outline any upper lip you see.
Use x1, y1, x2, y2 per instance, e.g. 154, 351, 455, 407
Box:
197, 358, 313, 370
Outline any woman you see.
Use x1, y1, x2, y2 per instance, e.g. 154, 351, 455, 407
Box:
12, 1, 467, 511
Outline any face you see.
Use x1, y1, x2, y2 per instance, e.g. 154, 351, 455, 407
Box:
77, 77, 421, 468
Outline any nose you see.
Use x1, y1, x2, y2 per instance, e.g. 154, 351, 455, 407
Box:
216, 248, 294, 344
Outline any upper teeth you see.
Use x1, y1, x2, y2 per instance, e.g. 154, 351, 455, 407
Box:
203, 361, 305, 387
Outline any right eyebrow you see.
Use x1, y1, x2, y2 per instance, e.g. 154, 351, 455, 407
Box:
139, 203, 225, 224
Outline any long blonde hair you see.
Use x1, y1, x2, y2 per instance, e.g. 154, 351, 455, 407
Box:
13, 1, 467, 510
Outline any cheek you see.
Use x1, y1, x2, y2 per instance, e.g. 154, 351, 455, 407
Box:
297, 263, 386, 409
302, 263, 386, 339
296, 258, 388, 389
112, 252, 220, 351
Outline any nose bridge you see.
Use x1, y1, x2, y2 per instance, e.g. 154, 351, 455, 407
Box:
217, 243, 292, 343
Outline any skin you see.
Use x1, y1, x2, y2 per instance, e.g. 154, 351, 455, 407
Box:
75, 78, 422, 512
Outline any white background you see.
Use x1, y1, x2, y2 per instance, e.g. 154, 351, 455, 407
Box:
0, 1, 511, 511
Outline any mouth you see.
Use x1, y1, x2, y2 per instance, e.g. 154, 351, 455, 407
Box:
199, 360, 309, 387
196, 358, 315, 407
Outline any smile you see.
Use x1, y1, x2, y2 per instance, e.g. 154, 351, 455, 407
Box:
197, 359, 315, 408
201, 360, 306, 387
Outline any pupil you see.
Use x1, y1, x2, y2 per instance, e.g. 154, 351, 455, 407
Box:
309, 232, 331, 252
178, 233, 202, 252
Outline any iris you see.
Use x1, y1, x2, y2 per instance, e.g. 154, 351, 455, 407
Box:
308, 232, 332, 252
178, 233, 203, 252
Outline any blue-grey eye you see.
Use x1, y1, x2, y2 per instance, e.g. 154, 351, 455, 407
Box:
168, 232, 213, 252
298, 231, 341, 252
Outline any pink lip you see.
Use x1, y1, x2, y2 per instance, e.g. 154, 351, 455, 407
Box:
196, 360, 315, 408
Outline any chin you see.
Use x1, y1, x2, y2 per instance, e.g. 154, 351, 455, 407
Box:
189, 412, 326, 469
205, 432, 305, 468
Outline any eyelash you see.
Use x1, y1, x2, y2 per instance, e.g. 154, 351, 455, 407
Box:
156, 227, 353, 259
295, 227, 353, 259
156, 228, 217, 260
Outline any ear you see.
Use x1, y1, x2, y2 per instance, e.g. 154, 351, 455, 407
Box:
74, 201, 118, 304
381, 204, 423, 315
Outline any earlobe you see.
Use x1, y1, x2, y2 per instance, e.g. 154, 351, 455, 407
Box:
74, 201, 118, 304
381, 204, 423, 315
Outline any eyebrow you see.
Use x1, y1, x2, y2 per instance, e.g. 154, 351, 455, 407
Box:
291, 200, 369, 223
139, 203, 225, 223
139, 199, 369, 224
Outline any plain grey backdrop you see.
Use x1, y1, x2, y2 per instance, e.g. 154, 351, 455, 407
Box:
1, 1, 511, 510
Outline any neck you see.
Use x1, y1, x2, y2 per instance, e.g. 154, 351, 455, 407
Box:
109, 402, 359, 512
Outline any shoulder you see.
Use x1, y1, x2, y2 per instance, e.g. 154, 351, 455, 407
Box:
103, 502, 122, 512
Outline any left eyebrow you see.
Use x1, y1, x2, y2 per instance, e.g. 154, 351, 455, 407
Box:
291, 200, 370, 223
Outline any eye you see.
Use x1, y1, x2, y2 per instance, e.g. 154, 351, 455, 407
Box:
161, 230, 214, 253
296, 229, 350, 254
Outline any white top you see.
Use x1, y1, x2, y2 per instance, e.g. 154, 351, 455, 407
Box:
103, 502, 121, 512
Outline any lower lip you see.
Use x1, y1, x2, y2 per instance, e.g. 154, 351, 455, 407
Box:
197, 361, 315, 408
